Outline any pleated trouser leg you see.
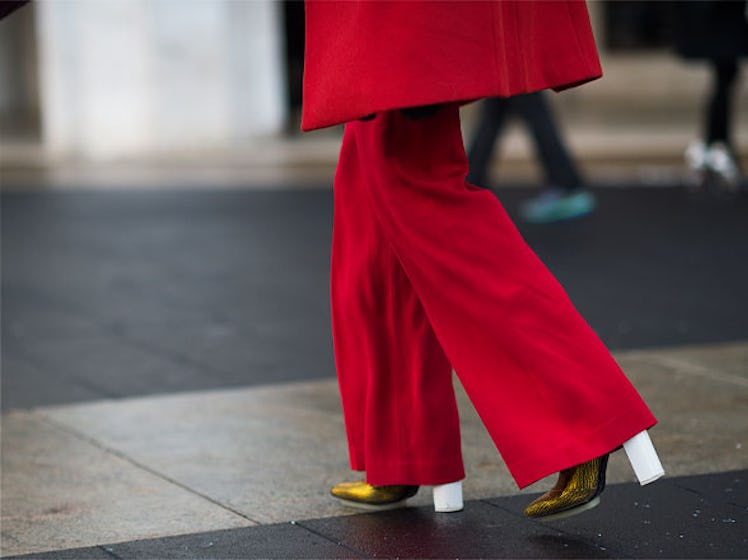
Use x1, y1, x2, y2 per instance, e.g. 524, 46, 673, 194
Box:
331, 117, 465, 486
331, 106, 656, 489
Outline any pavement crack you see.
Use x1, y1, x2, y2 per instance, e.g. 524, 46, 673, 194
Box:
673, 480, 748, 510
37, 415, 264, 526
645, 354, 748, 388
97, 544, 125, 559
673, 482, 708, 500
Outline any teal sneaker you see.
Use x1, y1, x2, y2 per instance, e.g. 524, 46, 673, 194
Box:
520, 189, 596, 224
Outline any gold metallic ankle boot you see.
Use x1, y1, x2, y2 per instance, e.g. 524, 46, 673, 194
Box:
330, 481, 419, 511
524, 455, 608, 522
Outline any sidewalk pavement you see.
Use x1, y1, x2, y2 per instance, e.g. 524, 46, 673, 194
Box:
5, 471, 747, 559
2, 343, 747, 558
2, 186, 747, 558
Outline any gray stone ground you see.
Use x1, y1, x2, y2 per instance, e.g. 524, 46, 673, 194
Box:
2, 185, 747, 558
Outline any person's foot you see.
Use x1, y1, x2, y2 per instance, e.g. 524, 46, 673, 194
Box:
520, 188, 596, 224
705, 142, 740, 192
524, 455, 608, 522
685, 140, 708, 178
686, 141, 741, 194
330, 481, 419, 510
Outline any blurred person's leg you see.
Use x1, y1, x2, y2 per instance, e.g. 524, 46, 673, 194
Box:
514, 92, 595, 223
466, 97, 512, 186
685, 60, 742, 190
706, 58, 738, 146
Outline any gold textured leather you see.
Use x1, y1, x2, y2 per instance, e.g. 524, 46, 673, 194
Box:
331, 481, 419, 509
524, 455, 608, 520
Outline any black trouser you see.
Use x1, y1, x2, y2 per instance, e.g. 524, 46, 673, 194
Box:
466, 92, 583, 191
706, 58, 739, 147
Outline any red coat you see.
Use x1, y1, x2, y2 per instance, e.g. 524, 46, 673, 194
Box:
302, 0, 602, 131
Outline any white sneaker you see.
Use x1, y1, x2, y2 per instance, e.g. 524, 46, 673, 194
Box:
685, 140, 707, 174
705, 142, 739, 190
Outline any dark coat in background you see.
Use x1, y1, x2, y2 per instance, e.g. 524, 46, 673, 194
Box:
0, 1, 29, 20
302, 0, 602, 131
671, 0, 748, 60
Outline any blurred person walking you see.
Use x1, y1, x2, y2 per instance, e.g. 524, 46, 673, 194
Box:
672, 0, 747, 192
303, 0, 664, 522
467, 92, 595, 223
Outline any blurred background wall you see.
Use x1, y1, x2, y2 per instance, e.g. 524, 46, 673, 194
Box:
1, 0, 286, 158
0, 1, 745, 178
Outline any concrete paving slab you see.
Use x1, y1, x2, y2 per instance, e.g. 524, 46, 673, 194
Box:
36, 378, 551, 521
41, 381, 355, 525
0, 412, 254, 557
625, 342, 748, 385
3, 342, 747, 556
8, 473, 744, 560
616, 350, 748, 478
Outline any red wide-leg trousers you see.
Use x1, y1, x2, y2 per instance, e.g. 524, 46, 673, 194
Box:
330, 106, 656, 489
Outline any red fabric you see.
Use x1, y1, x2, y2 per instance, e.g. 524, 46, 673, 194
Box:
331, 107, 656, 488
302, 0, 602, 131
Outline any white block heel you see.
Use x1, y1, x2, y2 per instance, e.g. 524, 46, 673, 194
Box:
623, 430, 665, 485
432, 481, 463, 512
